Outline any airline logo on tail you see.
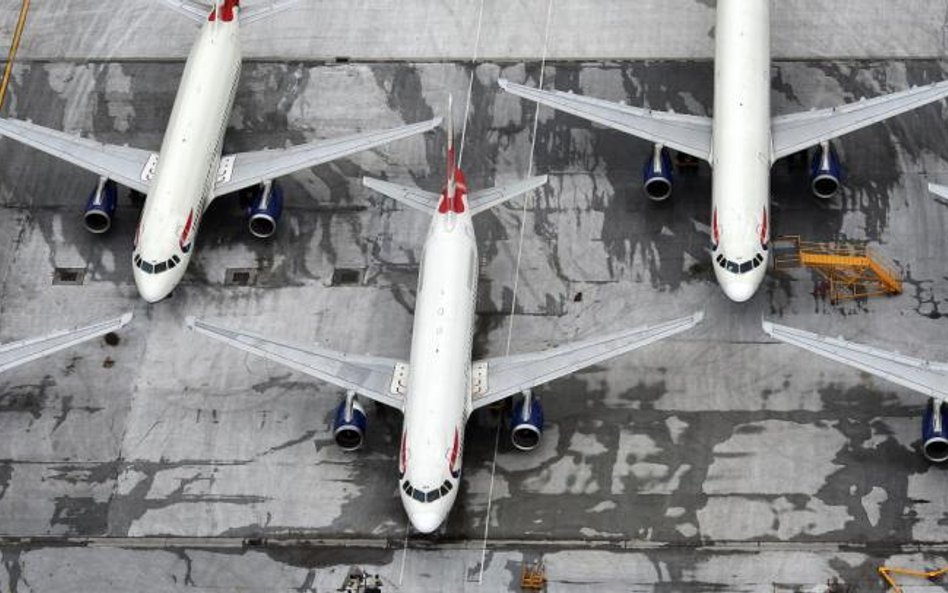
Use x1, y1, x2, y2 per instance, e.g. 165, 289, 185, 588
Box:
208, 0, 239, 22
438, 96, 467, 214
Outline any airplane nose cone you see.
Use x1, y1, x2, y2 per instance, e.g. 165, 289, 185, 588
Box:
134, 273, 172, 303
409, 509, 446, 534
721, 279, 758, 303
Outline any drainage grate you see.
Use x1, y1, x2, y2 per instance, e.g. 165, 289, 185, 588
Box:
331, 267, 364, 286
224, 267, 258, 287
53, 267, 86, 285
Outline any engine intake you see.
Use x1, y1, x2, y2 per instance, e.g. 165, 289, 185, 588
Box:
246, 180, 284, 239
642, 144, 673, 201
510, 391, 544, 451
83, 177, 118, 234
332, 394, 366, 451
922, 399, 948, 462
809, 141, 841, 199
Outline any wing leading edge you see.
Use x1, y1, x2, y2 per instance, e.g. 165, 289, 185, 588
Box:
498, 79, 714, 162
0, 313, 134, 374
472, 312, 704, 410
186, 317, 407, 410
762, 320, 948, 400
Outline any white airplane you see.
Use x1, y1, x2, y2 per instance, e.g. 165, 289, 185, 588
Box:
1, 313, 132, 374
187, 111, 704, 533
763, 320, 948, 462
929, 182, 948, 205
0, 0, 439, 303
499, 0, 948, 303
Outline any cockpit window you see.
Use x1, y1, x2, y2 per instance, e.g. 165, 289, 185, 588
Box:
402, 479, 453, 504
716, 252, 767, 275
134, 254, 183, 275
154, 262, 167, 274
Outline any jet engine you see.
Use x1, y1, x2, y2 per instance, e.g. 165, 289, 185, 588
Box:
642, 144, 673, 201
809, 141, 842, 199
83, 177, 118, 234
246, 180, 284, 238
921, 399, 948, 462
510, 390, 544, 451
332, 393, 367, 451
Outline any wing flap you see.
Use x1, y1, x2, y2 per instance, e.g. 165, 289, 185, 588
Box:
771, 80, 948, 160
762, 320, 948, 400
499, 79, 713, 162
472, 312, 703, 410
186, 317, 406, 410
0, 117, 154, 193
0, 313, 133, 374
213, 118, 441, 197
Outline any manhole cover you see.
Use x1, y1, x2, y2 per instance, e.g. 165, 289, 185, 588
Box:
331, 267, 364, 286
224, 268, 258, 287
53, 267, 86, 285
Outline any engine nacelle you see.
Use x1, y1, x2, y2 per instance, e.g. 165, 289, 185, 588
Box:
642, 144, 673, 201
332, 394, 366, 451
921, 400, 948, 462
809, 141, 842, 199
246, 180, 284, 239
510, 391, 544, 451
83, 177, 118, 234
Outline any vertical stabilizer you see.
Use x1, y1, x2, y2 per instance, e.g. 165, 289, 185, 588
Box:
446, 94, 456, 190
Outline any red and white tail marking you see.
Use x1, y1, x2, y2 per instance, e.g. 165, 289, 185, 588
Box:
208, 0, 239, 22
438, 95, 467, 214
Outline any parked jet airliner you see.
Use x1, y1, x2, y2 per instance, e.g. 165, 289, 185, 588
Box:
763, 320, 948, 462
500, 0, 948, 302
0, 0, 439, 302
1, 313, 132, 374
187, 111, 704, 533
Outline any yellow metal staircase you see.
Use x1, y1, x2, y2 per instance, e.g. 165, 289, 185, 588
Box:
773, 235, 903, 303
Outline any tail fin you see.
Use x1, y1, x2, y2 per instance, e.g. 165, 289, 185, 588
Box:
446, 94, 456, 192
158, 0, 300, 25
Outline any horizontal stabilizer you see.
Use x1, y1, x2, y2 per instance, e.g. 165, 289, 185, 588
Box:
469, 175, 548, 215
0, 313, 133, 374
472, 311, 703, 409
771, 80, 948, 160
362, 177, 439, 214
186, 317, 407, 410
763, 320, 948, 400
242, 0, 303, 24
499, 78, 714, 162
157, 0, 210, 23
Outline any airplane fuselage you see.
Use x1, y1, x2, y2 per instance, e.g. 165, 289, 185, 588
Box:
710, 0, 771, 301
397, 176, 478, 533
132, 14, 241, 302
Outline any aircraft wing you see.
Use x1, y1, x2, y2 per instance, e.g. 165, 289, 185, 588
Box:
0, 313, 133, 374
0, 117, 154, 193
762, 320, 948, 400
498, 79, 714, 162
771, 80, 948, 160
186, 317, 407, 410
362, 177, 440, 215
929, 182, 948, 204
468, 175, 548, 215
471, 312, 703, 410
212, 118, 441, 197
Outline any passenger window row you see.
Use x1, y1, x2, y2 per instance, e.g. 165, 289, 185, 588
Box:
715, 252, 765, 274
134, 253, 182, 275
401, 479, 454, 503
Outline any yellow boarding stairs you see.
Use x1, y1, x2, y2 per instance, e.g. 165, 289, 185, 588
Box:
773, 235, 903, 304
879, 565, 948, 593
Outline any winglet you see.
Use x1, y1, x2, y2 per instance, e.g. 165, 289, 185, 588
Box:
185, 316, 198, 330
119, 312, 135, 327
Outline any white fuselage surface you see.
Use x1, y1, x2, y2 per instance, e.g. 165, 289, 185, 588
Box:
710, 0, 771, 302
397, 173, 477, 533
132, 13, 240, 302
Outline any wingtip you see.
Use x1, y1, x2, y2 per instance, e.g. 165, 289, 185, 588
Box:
497, 78, 510, 89
761, 319, 775, 335
693, 311, 705, 324
119, 312, 134, 327
429, 116, 443, 129
184, 316, 197, 330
